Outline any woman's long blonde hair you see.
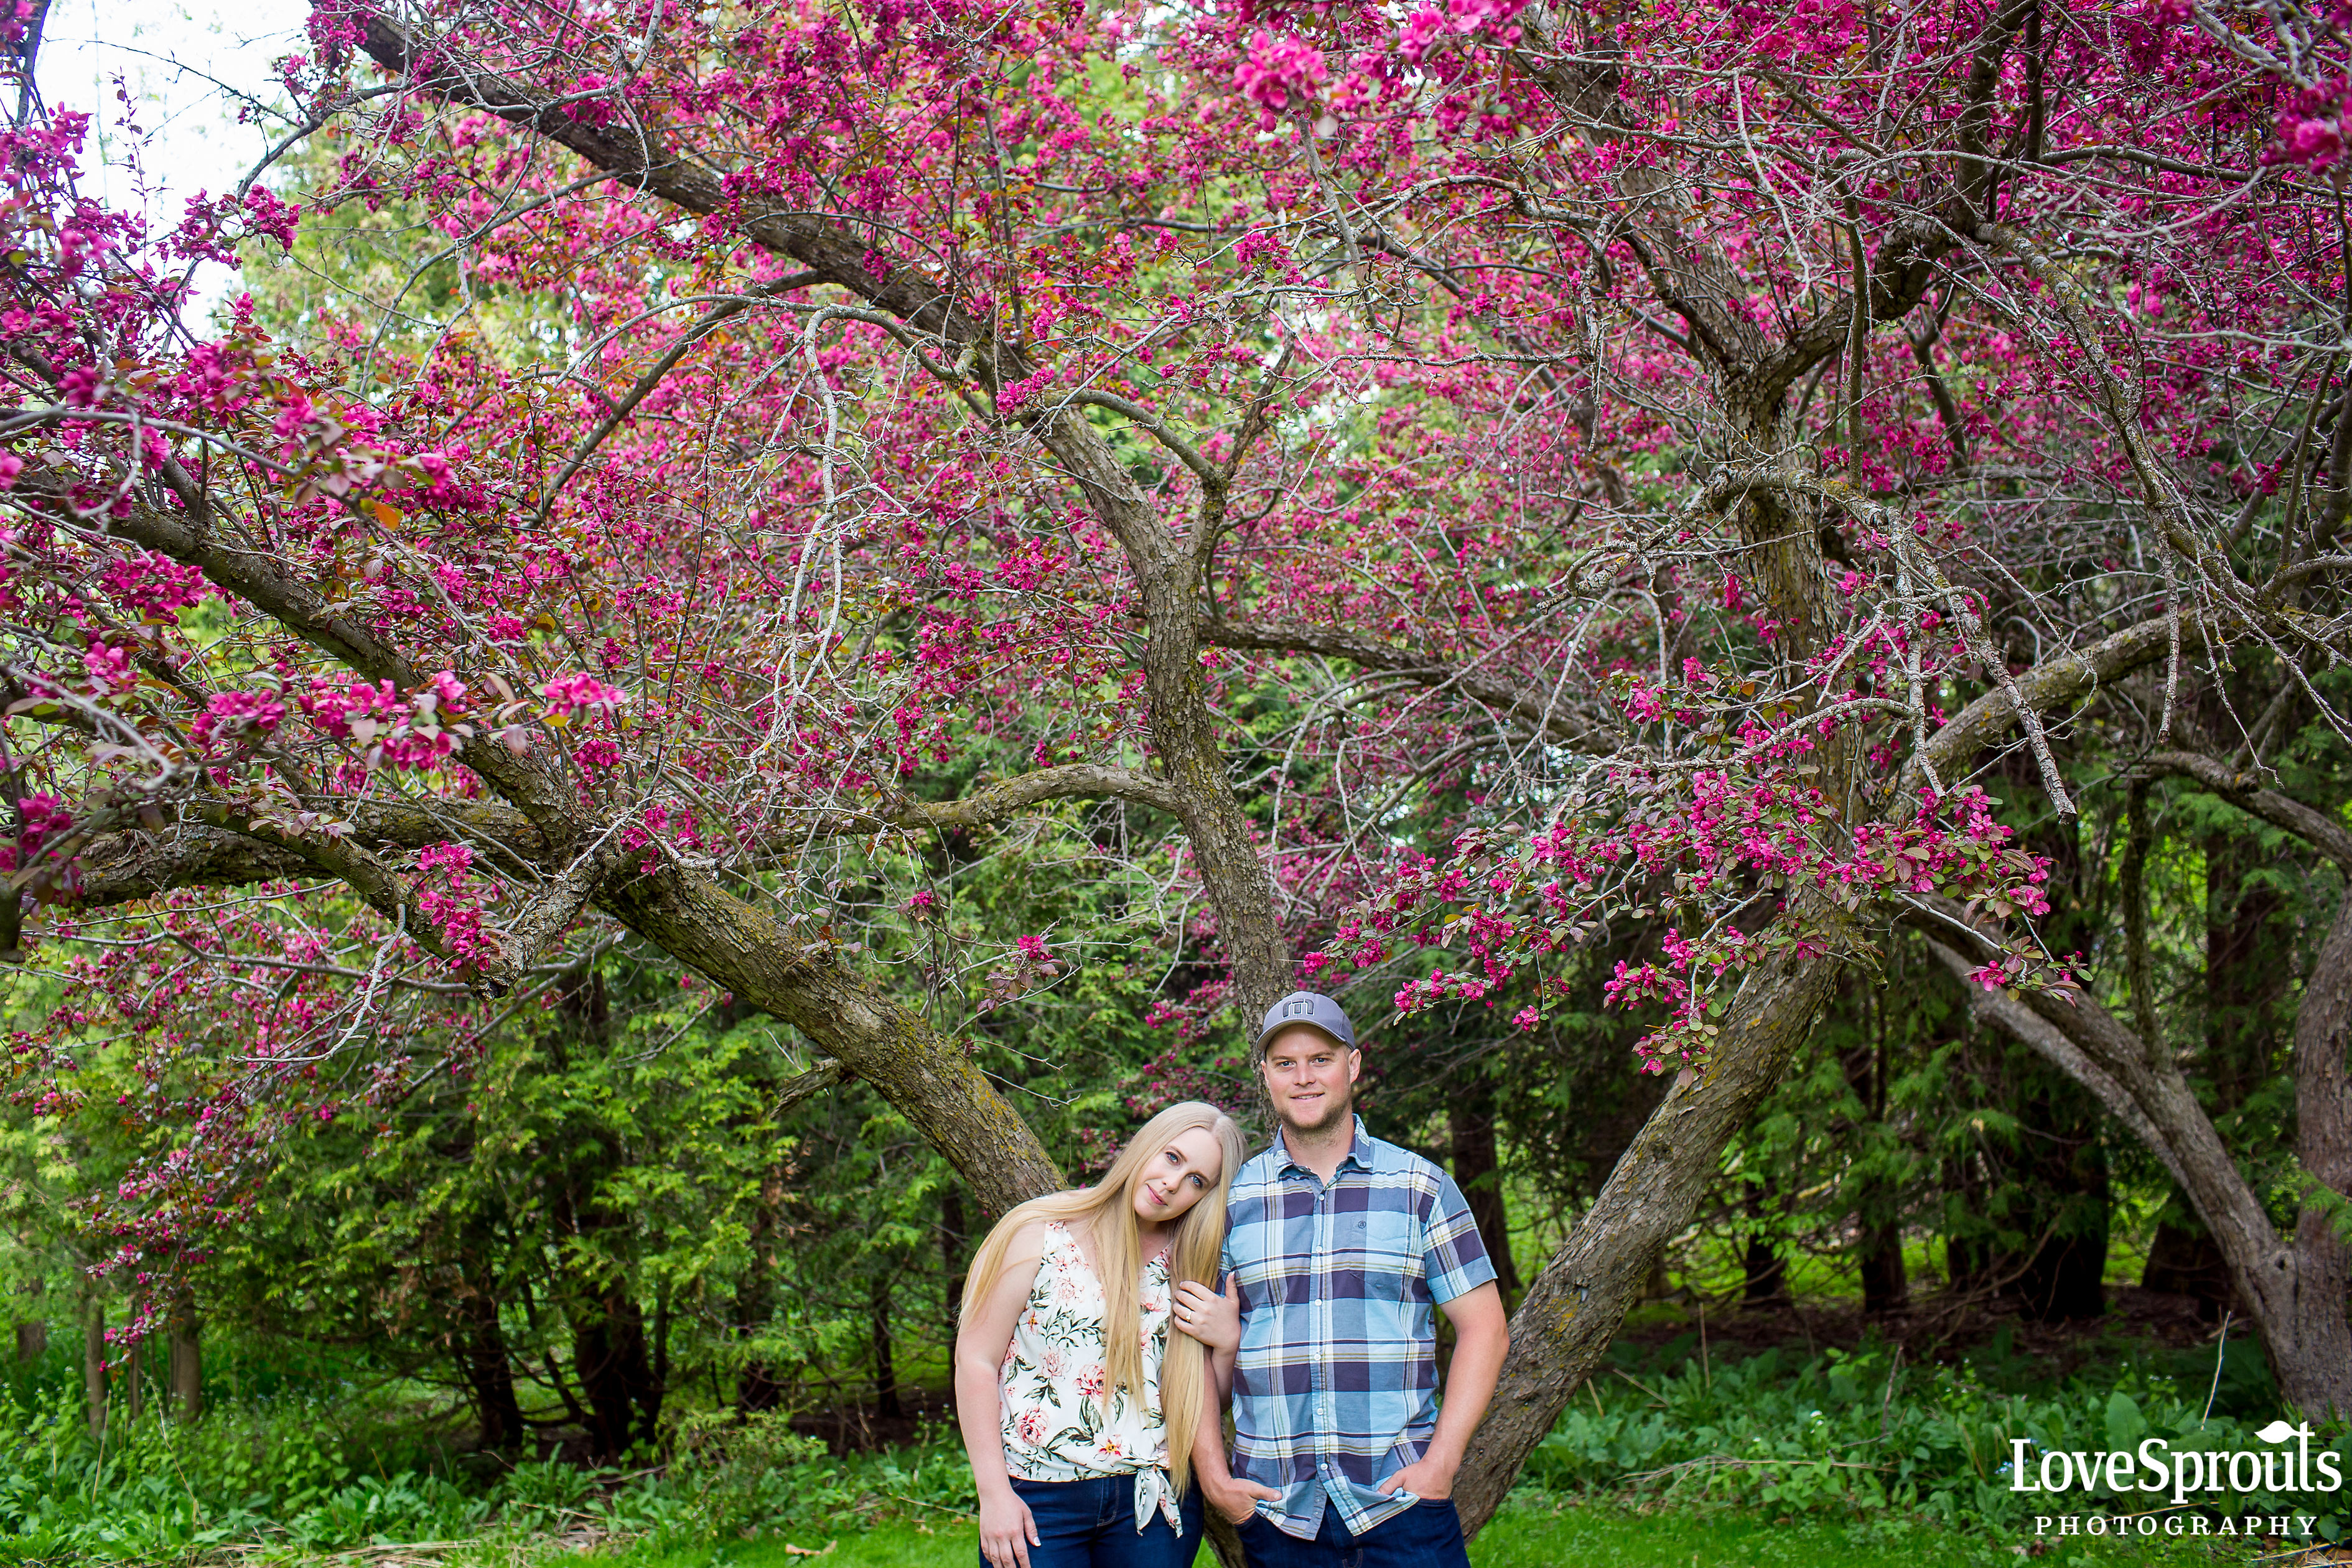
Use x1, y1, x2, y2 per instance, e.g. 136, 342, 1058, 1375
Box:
961, 1101, 1248, 1496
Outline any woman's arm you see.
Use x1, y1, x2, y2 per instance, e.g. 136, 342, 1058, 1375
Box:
955, 1223, 1045, 1568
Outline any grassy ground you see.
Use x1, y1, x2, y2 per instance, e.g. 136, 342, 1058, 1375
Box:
592, 1495, 2299, 1568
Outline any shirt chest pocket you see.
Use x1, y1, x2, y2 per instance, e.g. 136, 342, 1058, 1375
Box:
1348, 1209, 1422, 1297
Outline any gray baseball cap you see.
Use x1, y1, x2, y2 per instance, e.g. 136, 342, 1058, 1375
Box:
1256, 991, 1357, 1052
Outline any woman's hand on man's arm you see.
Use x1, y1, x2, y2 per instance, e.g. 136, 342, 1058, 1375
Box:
1171, 1271, 1241, 1353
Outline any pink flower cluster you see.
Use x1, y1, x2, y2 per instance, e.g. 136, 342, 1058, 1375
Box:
190, 690, 289, 754
2271, 77, 2352, 170
414, 841, 494, 971
0, 791, 70, 875
1235, 30, 1328, 114
1317, 749, 2059, 1073
1398, 0, 1528, 65
541, 672, 627, 723
99, 552, 212, 625
300, 672, 473, 770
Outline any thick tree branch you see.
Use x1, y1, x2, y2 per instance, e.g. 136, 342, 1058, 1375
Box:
2142, 750, 2352, 872
1455, 931, 1844, 1536
1921, 935, 2188, 1188
1901, 893, 2295, 1330
814, 764, 1187, 837
1899, 612, 2176, 798
69, 824, 315, 908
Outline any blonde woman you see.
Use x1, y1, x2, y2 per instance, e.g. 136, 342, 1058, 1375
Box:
954, 1101, 1248, 1568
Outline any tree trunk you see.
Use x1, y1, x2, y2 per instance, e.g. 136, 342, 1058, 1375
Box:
1742, 1234, 1788, 1305
1739, 1178, 1788, 1306
124, 1292, 144, 1425
168, 1320, 200, 1425
2141, 1220, 2233, 1319
2283, 889, 2352, 1419
1453, 943, 1839, 1537
1842, 992, 1908, 1317
943, 1182, 971, 1335
14, 1318, 45, 1361
738, 1157, 790, 1415
1858, 1225, 1908, 1317
572, 1288, 658, 1460
871, 1277, 903, 1421
1448, 1091, 1521, 1306
458, 1290, 526, 1449
82, 1293, 105, 1440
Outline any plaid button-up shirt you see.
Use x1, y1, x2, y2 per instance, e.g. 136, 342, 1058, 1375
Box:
1219, 1116, 1496, 1540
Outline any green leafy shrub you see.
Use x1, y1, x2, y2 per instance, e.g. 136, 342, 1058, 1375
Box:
1526, 1337, 2351, 1541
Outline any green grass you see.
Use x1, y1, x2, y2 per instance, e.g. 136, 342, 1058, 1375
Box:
589, 1499, 2263, 1568
1471, 1495, 2262, 1567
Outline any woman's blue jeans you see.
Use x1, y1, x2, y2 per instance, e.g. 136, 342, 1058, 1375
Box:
987, 1474, 1204, 1568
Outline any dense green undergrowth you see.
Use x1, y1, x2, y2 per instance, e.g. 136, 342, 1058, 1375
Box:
1530, 1324, 2351, 1539
2, 1327, 2343, 1564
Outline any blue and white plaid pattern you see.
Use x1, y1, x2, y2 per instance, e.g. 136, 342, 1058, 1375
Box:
1220, 1116, 1496, 1541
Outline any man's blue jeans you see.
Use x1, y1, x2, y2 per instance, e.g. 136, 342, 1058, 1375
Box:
988, 1475, 1202, 1568
1236, 1497, 1473, 1568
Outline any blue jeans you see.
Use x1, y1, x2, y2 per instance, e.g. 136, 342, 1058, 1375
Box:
1237, 1498, 1472, 1568
989, 1474, 1203, 1568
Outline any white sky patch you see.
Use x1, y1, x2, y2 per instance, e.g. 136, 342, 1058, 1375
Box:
35, 0, 314, 317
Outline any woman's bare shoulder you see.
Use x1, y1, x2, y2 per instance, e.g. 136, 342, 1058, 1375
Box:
996, 1216, 1053, 1264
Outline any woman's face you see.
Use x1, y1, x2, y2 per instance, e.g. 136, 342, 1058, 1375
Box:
1131, 1126, 1225, 1225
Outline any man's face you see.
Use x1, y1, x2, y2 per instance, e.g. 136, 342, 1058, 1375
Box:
1261, 1024, 1360, 1136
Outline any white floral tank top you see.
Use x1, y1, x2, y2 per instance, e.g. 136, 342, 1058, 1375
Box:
997, 1220, 1180, 1532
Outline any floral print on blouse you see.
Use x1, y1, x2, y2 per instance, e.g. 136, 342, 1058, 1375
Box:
997, 1220, 1180, 1533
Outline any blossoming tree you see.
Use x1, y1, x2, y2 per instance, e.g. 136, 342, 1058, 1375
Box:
7, 0, 2352, 1519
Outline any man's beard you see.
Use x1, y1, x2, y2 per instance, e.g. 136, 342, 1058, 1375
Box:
1276, 1087, 1353, 1136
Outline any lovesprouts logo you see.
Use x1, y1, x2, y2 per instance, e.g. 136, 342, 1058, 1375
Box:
2010, 1419, 2343, 1541
2009, 1419, 2343, 1503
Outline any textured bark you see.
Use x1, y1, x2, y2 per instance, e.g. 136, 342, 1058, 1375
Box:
1454, 945, 1839, 1537
167, 1322, 200, 1425
14, 1318, 44, 1361
2285, 891, 2352, 1418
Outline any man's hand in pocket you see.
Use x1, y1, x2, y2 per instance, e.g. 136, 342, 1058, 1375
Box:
1378, 1454, 1458, 1501
1205, 1475, 1282, 1526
